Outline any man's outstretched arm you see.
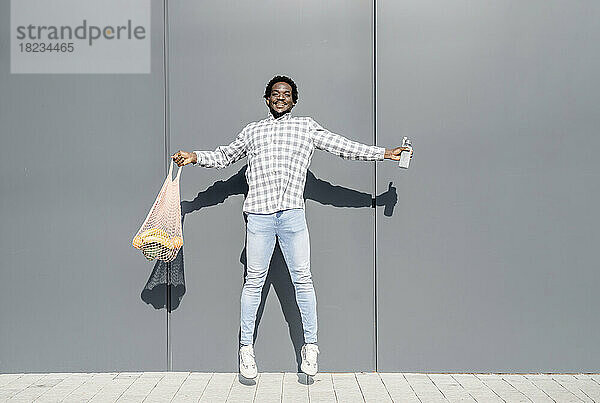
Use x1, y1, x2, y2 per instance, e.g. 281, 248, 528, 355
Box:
310, 118, 411, 161
172, 125, 249, 169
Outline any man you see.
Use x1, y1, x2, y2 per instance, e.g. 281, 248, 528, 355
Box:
172, 75, 413, 379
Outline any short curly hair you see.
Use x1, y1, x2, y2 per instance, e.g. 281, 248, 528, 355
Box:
264, 75, 298, 104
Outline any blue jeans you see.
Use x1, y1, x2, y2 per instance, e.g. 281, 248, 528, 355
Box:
240, 208, 317, 346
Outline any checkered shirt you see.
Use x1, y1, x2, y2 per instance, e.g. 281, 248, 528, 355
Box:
193, 112, 386, 214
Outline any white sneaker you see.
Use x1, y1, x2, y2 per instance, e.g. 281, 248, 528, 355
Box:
239, 345, 258, 379
301, 343, 319, 376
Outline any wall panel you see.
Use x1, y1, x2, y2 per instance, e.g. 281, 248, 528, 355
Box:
376, 0, 600, 372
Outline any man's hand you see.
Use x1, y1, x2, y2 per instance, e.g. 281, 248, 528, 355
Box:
172, 150, 197, 167
384, 146, 413, 161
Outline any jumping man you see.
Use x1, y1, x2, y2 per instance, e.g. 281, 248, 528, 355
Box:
172, 75, 413, 379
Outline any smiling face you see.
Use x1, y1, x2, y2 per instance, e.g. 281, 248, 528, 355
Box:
266, 82, 295, 115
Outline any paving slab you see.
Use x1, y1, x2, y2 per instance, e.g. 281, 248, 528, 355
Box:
1, 371, 599, 402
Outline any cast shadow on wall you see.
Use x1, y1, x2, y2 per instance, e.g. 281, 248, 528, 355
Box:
141, 165, 398, 369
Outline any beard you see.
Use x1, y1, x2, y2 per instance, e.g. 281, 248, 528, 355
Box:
269, 104, 293, 118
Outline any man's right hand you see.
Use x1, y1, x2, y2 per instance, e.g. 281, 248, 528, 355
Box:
172, 150, 197, 167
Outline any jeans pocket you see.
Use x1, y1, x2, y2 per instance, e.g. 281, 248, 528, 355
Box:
287, 209, 307, 232
247, 214, 266, 235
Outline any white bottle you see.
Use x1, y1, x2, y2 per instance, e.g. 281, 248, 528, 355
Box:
398, 136, 412, 169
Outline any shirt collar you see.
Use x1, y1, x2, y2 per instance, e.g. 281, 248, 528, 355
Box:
266, 110, 293, 122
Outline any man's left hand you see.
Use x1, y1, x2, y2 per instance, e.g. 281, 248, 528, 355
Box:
384, 146, 413, 161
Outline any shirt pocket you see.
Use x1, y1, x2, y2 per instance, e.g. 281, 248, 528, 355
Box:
250, 143, 272, 159
249, 133, 273, 156
287, 141, 313, 167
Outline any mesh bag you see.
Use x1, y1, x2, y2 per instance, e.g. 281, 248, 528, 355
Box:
132, 160, 183, 262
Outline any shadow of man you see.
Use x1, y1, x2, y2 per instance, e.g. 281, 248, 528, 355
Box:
141, 165, 398, 371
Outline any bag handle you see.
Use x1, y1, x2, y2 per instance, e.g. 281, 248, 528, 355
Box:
169, 159, 183, 182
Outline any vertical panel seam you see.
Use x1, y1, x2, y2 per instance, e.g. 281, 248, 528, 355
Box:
373, 0, 379, 373
162, 0, 172, 372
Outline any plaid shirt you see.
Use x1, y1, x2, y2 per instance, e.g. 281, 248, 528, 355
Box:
193, 112, 386, 214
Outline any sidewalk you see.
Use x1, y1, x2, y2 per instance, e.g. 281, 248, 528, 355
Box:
1, 372, 599, 402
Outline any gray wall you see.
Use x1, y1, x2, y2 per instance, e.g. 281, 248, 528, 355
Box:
0, 0, 167, 372
1, 0, 599, 373
168, 0, 377, 372
376, 0, 600, 372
